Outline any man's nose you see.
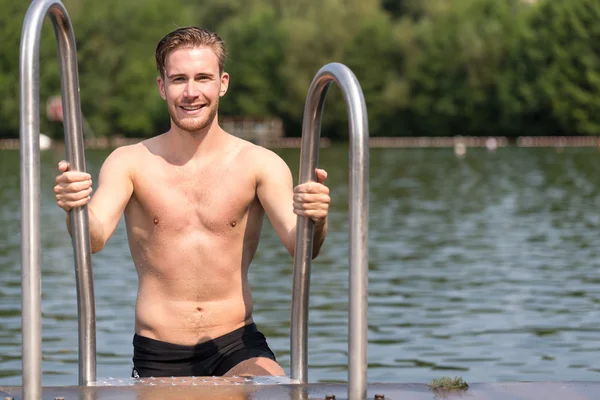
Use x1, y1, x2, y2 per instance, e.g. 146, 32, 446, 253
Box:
183, 81, 200, 97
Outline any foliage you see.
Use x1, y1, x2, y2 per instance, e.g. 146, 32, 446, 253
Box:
218, 7, 287, 119
404, 0, 521, 136
1, 0, 599, 139
0, 1, 36, 138
504, 0, 600, 136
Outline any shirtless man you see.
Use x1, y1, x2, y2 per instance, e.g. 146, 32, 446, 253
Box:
53, 26, 330, 378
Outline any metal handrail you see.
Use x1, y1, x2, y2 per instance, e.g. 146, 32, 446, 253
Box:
290, 63, 369, 400
20, 0, 96, 398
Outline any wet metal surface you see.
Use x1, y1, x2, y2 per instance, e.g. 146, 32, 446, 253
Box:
2, 381, 600, 400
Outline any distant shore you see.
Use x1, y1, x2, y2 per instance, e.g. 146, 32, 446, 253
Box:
0, 137, 331, 150
2, 136, 600, 150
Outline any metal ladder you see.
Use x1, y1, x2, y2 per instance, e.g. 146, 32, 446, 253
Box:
20, 1, 95, 399
290, 63, 370, 400
19, 1, 370, 400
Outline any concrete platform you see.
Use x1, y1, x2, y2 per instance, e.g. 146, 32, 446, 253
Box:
2, 377, 600, 400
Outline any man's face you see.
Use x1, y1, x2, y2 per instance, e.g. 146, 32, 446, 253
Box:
157, 46, 229, 133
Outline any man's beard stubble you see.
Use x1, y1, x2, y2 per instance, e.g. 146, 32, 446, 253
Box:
170, 99, 219, 133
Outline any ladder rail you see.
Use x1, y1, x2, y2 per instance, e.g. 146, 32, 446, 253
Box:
290, 63, 369, 400
20, 1, 95, 398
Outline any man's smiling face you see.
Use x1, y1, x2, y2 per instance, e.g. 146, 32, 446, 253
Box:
157, 46, 229, 133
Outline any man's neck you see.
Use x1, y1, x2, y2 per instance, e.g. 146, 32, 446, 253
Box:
165, 120, 228, 163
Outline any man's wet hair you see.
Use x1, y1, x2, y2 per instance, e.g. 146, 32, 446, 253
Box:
155, 26, 227, 77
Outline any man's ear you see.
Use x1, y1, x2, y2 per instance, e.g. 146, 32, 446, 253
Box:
157, 76, 167, 100
219, 72, 229, 97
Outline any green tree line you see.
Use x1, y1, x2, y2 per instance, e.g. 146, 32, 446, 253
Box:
1, 0, 598, 140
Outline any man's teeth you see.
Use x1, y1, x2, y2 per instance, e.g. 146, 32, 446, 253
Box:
181, 105, 202, 111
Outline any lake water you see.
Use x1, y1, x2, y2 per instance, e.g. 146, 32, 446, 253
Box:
1, 145, 600, 386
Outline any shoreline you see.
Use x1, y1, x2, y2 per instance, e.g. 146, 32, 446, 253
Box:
2, 136, 600, 150
0, 137, 332, 150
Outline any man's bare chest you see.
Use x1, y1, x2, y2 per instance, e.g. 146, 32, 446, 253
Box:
130, 165, 258, 232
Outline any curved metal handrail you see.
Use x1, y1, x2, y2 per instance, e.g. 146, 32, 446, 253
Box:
20, 0, 95, 398
290, 63, 369, 400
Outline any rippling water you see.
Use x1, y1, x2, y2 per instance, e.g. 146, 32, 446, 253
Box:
2, 145, 600, 386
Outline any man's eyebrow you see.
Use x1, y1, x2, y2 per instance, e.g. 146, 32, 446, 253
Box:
167, 73, 186, 79
167, 72, 215, 79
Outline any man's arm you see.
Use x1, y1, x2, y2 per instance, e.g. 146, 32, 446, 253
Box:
55, 145, 135, 253
255, 148, 330, 259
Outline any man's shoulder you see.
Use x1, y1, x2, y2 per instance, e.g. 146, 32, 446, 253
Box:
231, 140, 292, 184
104, 142, 141, 161
233, 139, 286, 168
101, 142, 147, 175
108, 142, 145, 157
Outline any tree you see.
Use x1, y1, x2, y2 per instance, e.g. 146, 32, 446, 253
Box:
0, 1, 56, 138
506, 0, 600, 135
405, 0, 521, 136
218, 8, 287, 119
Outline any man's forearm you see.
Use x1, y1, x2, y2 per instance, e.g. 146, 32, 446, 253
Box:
65, 207, 105, 253
286, 218, 328, 259
311, 219, 328, 259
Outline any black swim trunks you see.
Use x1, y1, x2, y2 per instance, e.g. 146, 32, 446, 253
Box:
131, 323, 277, 377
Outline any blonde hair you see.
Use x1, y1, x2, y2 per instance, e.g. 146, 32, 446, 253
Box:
155, 26, 227, 77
